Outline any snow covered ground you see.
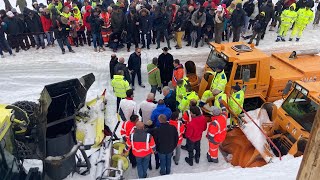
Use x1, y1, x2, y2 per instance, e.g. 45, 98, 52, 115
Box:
2, 1, 320, 179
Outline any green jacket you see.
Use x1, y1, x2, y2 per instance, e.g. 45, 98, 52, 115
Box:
228, 90, 244, 115
111, 75, 130, 98
178, 91, 199, 112
210, 70, 227, 92
176, 77, 189, 103
147, 64, 161, 87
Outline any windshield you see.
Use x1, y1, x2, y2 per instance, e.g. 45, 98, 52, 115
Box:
0, 128, 16, 179
282, 89, 318, 132
206, 50, 227, 70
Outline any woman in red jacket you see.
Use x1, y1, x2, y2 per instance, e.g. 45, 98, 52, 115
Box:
83, 5, 92, 46
40, 8, 53, 46
184, 106, 207, 166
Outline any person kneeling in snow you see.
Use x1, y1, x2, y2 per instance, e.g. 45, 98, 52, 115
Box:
207, 106, 227, 163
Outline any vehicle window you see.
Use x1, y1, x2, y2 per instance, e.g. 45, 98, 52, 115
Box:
282, 89, 318, 132
206, 50, 227, 70
234, 64, 257, 80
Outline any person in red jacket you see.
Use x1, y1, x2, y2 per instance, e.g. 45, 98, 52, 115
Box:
125, 121, 156, 178
184, 106, 207, 166
40, 8, 54, 46
169, 111, 185, 165
172, 59, 184, 87
121, 114, 139, 168
207, 106, 228, 163
83, 5, 92, 46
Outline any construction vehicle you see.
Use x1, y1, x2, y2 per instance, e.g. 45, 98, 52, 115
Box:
0, 73, 129, 180
197, 42, 320, 110
220, 80, 319, 167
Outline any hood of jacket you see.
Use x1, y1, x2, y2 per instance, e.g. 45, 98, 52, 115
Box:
113, 74, 125, 80
290, 3, 296, 10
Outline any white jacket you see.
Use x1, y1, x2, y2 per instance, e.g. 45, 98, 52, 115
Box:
119, 99, 137, 121
138, 100, 157, 125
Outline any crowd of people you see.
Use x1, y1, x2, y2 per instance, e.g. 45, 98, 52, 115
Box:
1, 0, 319, 58
110, 46, 244, 178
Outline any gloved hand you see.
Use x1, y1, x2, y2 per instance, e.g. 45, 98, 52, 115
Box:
157, 87, 162, 94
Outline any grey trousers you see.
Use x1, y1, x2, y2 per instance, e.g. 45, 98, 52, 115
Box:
174, 145, 181, 163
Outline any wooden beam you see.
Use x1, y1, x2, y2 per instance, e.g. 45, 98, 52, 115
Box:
297, 109, 320, 180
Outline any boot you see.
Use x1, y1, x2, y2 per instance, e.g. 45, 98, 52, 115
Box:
99, 47, 105, 51
62, 49, 66, 54
195, 157, 200, 164
195, 42, 198, 48
281, 37, 286, 42
207, 153, 213, 162
185, 157, 193, 166
94, 47, 98, 52
289, 38, 293, 41
69, 49, 75, 53
275, 36, 281, 42
296, 38, 300, 42
127, 48, 130, 52
212, 158, 219, 163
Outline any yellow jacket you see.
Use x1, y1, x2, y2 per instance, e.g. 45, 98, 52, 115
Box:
210, 70, 227, 92
281, 4, 297, 25
214, 91, 227, 109
228, 90, 244, 115
296, 8, 314, 26
111, 75, 130, 98
178, 91, 199, 112
176, 77, 189, 103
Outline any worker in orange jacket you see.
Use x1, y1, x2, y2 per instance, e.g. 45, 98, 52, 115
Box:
172, 59, 184, 87
207, 106, 228, 163
121, 115, 139, 168
169, 111, 186, 165
125, 121, 156, 178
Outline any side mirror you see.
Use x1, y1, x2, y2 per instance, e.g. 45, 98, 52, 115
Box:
282, 80, 293, 96
242, 69, 250, 82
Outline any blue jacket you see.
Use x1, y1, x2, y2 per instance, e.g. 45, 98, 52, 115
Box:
151, 104, 172, 128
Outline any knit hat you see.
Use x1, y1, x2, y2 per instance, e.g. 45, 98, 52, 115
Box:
232, 83, 241, 91
6, 11, 14, 18
11, 8, 17, 13
162, 47, 169, 51
210, 106, 221, 116
217, 5, 223, 11
199, 7, 205, 13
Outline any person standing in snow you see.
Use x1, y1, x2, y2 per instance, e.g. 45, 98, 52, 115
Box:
207, 106, 227, 163
158, 47, 174, 87
243, 0, 256, 35
191, 7, 206, 48
153, 114, 178, 175
40, 8, 54, 46
114, 57, 131, 84
128, 48, 145, 90
184, 105, 207, 166
138, 93, 157, 127
121, 114, 139, 168
0, 20, 15, 58
125, 121, 156, 178
289, 4, 314, 41
24, 9, 45, 49
230, 3, 246, 42
259, 0, 275, 38
119, 89, 137, 121
88, 8, 105, 52
147, 57, 162, 96
276, 3, 297, 42
314, 3, 320, 26
169, 111, 185, 165
109, 54, 118, 80
111, 70, 130, 110
214, 5, 225, 44
52, 16, 75, 54
248, 11, 268, 46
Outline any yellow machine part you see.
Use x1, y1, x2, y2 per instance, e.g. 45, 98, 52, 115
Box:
0, 104, 13, 141
112, 142, 129, 171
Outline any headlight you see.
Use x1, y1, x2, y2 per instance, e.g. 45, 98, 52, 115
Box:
210, 45, 215, 51
301, 89, 308, 96
220, 53, 228, 61
295, 84, 302, 91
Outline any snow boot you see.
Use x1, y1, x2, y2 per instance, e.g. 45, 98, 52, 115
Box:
139, 84, 146, 88
296, 38, 300, 42
99, 47, 105, 52
195, 42, 198, 48
281, 37, 286, 42
69, 49, 75, 53
127, 48, 130, 52
173, 156, 178, 165
289, 38, 293, 41
195, 157, 200, 164
94, 47, 98, 52
212, 158, 219, 163
185, 157, 193, 166
207, 153, 213, 162
156, 46, 160, 49
275, 36, 281, 42
156, 162, 160, 169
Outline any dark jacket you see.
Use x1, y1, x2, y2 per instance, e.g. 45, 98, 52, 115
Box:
24, 11, 44, 33
88, 14, 104, 34
125, 12, 140, 39
164, 90, 176, 112
52, 18, 70, 39
230, 4, 246, 27
3, 16, 21, 35
253, 14, 268, 33
260, 2, 275, 22
114, 63, 131, 84
153, 11, 169, 31
173, 13, 186, 31
111, 10, 125, 33
139, 10, 152, 34
110, 57, 118, 79
243, 1, 255, 17
204, 12, 215, 28
128, 52, 141, 71
154, 123, 178, 154
158, 52, 174, 84
296, 0, 314, 10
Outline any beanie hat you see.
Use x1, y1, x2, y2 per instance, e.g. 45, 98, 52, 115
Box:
11, 8, 17, 13
210, 106, 221, 116
199, 7, 205, 13
217, 5, 223, 11
6, 11, 14, 18
232, 82, 241, 91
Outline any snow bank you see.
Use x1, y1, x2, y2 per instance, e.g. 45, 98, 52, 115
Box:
145, 155, 302, 180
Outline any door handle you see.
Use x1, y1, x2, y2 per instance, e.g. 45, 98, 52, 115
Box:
254, 84, 257, 89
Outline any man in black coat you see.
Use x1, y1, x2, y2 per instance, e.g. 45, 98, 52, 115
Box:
125, 9, 140, 52
114, 57, 131, 84
230, 3, 246, 42
3, 11, 25, 52
109, 54, 118, 79
139, 8, 152, 49
128, 48, 145, 89
154, 114, 178, 175
154, 6, 171, 49
162, 86, 176, 112
260, 0, 275, 38
158, 47, 174, 87
24, 9, 45, 49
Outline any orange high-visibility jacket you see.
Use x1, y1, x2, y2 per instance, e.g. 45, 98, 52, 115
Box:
169, 120, 186, 145
120, 120, 136, 141
126, 129, 156, 157
207, 112, 228, 144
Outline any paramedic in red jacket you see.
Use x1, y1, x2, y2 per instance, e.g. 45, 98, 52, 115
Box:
169, 111, 186, 165
184, 106, 207, 166
121, 114, 139, 168
207, 106, 228, 163
125, 121, 156, 178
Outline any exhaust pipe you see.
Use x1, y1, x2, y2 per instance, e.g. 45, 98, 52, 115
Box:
289, 49, 320, 59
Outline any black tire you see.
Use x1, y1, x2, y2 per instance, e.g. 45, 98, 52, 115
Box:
12, 101, 39, 127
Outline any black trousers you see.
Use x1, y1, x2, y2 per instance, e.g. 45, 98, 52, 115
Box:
116, 97, 122, 111
131, 69, 142, 86
232, 26, 241, 42
129, 149, 137, 166
187, 139, 201, 159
